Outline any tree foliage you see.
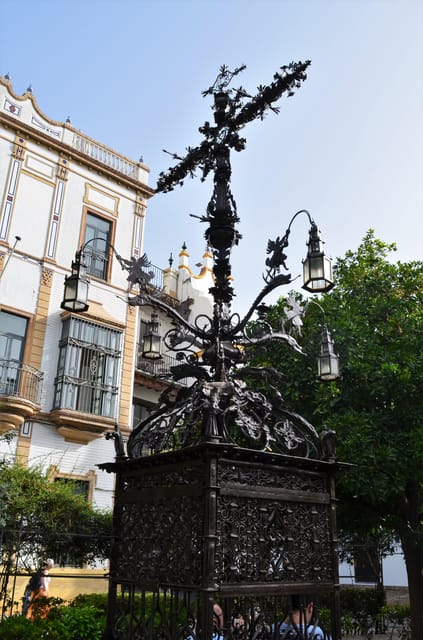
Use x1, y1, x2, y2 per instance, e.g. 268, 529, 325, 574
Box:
322, 234, 421, 537
0, 462, 112, 567
251, 231, 423, 638
0, 460, 112, 615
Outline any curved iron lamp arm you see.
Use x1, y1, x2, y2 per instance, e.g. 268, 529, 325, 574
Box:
79, 238, 163, 296
263, 209, 315, 283
229, 210, 321, 338
305, 298, 325, 318
77, 236, 125, 267
228, 272, 293, 338
128, 292, 212, 343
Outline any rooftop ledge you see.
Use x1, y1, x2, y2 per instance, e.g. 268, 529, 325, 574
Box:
0, 75, 151, 186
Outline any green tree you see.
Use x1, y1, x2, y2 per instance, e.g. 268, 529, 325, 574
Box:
253, 231, 422, 640
0, 461, 112, 615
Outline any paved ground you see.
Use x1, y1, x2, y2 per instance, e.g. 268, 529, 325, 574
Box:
342, 635, 400, 639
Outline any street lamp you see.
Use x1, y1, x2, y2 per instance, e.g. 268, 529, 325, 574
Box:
265, 209, 333, 293
318, 324, 339, 381
60, 250, 90, 312
99, 62, 345, 640
303, 222, 334, 293
60, 237, 140, 314
301, 299, 339, 381
141, 312, 162, 360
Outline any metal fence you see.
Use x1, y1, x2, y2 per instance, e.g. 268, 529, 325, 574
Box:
0, 359, 43, 405
0, 527, 111, 620
136, 348, 189, 385
1, 567, 109, 619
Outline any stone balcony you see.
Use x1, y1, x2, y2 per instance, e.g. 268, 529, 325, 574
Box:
0, 360, 43, 432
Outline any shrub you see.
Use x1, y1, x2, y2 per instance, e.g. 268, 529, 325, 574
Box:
0, 597, 107, 640
340, 587, 386, 636
54, 605, 105, 640
71, 592, 109, 612
379, 604, 411, 640
0, 615, 45, 640
341, 587, 386, 617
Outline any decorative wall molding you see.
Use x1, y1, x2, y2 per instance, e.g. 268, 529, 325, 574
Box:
41, 267, 53, 286
3, 97, 22, 117
84, 183, 119, 217
0, 137, 24, 239
46, 159, 69, 259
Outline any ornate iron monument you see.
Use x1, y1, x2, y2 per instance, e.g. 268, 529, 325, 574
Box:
99, 62, 344, 640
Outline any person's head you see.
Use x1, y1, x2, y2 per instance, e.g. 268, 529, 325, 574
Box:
43, 559, 54, 570
290, 595, 315, 625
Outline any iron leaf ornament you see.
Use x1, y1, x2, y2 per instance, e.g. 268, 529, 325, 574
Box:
156, 61, 310, 193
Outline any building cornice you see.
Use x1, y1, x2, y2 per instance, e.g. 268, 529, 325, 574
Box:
0, 110, 155, 198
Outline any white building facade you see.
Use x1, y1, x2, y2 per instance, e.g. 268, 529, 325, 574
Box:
0, 76, 214, 517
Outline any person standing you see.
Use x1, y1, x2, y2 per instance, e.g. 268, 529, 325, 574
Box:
24, 558, 54, 620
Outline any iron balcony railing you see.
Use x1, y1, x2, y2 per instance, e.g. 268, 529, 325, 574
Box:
136, 348, 188, 385
143, 262, 164, 291
53, 375, 118, 418
0, 359, 43, 405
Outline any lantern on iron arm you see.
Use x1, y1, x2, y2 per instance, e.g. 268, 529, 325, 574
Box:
280, 295, 340, 382
141, 312, 162, 360
61, 249, 90, 313
60, 240, 163, 357
61, 238, 158, 313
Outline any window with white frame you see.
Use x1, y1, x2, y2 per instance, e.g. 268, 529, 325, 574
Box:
53, 317, 121, 417
0, 310, 28, 395
83, 212, 112, 280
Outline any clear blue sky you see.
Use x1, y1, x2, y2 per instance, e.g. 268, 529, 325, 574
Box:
2, 0, 422, 314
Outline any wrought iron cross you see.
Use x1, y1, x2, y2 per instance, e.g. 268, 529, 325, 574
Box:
156, 61, 311, 309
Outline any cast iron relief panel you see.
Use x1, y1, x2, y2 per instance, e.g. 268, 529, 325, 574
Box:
114, 464, 205, 585
112, 454, 334, 590
215, 460, 333, 585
